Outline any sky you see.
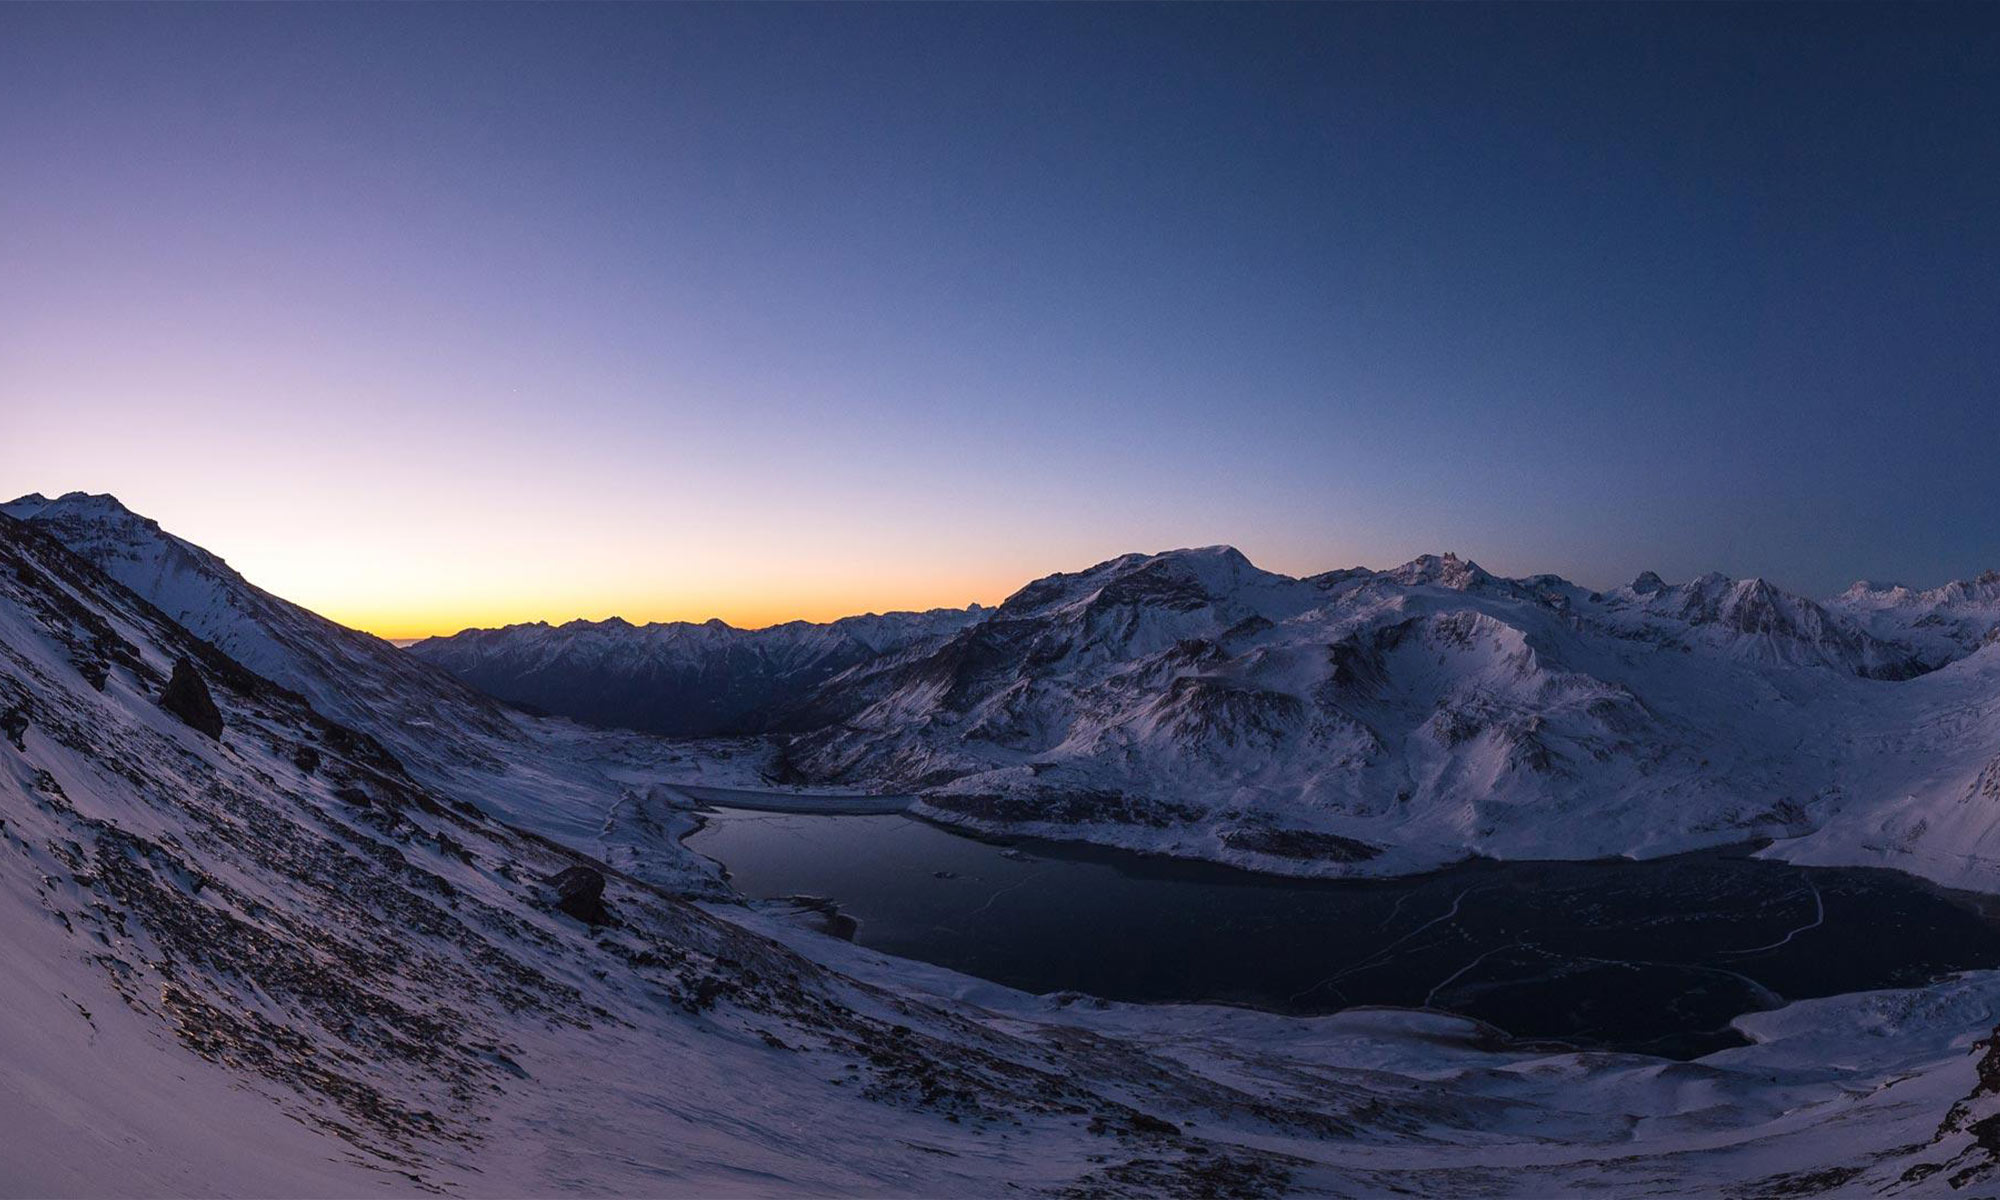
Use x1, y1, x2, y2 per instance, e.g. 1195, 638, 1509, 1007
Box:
3, 4, 1997, 639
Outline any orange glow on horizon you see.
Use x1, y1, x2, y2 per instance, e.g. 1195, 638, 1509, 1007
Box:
313, 576, 1020, 643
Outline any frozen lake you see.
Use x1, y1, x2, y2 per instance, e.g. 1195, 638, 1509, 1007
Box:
687, 807, 2000, 1057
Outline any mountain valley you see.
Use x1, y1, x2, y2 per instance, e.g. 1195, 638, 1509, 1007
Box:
9, 491, 2000, 1195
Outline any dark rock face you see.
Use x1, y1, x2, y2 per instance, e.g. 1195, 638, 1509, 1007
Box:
2, 702, 27, 750
1218, 825, 1383, 863
159, 657, 223, 740
549, 866, 610, 924
924, 789, 1203, 829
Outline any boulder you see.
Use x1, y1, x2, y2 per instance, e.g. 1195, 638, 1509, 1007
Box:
549, 865, 610, 924
159, 657, 223, 740
2, 703, 27, 751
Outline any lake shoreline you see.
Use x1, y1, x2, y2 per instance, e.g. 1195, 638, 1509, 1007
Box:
683, 803, 2000, 1059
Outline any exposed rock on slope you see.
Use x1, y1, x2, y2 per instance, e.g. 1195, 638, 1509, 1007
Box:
158, 655, 223, 739
548, 864, 610, 924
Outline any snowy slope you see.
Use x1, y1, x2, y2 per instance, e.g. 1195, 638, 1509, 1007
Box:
14, 507, 2000, 1194
1, 493, 742, 888
2, 492, 519, 779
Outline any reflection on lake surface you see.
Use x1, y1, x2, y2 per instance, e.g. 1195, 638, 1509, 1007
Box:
686, 808, 2000, 1057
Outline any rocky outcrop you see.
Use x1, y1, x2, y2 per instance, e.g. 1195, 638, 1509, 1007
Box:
1217, 826, 1382, 862
159, 656, 224, 740
549, 865, 610, 925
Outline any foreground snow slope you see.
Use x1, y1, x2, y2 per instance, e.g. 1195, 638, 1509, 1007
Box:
12, 504, 2000, 1194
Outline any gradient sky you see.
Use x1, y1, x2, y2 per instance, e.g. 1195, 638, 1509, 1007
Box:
4, 4, 1997, 639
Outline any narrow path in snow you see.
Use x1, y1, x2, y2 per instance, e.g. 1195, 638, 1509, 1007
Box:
1288, 886, 1479, 1002
1721, 878, 1825, 956
961, 868, 1051, 921
1423, 942, 1522, 1008
1335, 886, 1476, 977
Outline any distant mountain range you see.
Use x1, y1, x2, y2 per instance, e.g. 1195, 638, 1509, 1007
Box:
408, 606, 984, 736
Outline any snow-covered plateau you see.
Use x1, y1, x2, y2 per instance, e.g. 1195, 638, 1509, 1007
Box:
7, 489, 2000, 1195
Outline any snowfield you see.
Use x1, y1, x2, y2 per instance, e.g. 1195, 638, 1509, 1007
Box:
7, 490, 2000, 1195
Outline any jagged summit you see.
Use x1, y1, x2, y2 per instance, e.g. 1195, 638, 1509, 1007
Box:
1837, 570, 2000, 608
1827, 565, 2000, 666
1594, 569, 1924, 678
1382, 552, 1494, 590
0, 491, 51, 518
4, 489, 144, 523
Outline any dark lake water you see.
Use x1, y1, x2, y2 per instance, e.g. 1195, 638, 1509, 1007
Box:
686, 808, 2000, 1057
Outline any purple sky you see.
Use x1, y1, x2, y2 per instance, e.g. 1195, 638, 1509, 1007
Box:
4, 4, 1997, 637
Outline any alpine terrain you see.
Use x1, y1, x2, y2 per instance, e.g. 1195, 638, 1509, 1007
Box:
8, 491, 2000, 1196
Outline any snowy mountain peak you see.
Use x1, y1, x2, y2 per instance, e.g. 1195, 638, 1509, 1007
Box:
995, 545, 1296, 624
4, 489, 147, 525
0, 491, 53, 520
1382, 552, 1493, 591
1825, 567, 2000, 667
1837, 570, 2000, 609
1592, 570, 1925, 678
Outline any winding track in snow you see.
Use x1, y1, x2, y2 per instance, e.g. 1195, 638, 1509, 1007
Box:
1423, 942, 1523, 1008
1287, 886, 1480, 1003
1720, 878, 1825, 956
961, 868, 1051, 920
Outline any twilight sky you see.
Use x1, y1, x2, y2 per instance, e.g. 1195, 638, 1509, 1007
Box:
3, 4, 1997, 638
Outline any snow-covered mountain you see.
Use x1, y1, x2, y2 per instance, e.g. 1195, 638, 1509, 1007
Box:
774, 546, 2000, 887
1828, 570, 2000, 668
15, 495, 2000, 1193
1, 491, 519, 780
408, 606, 983, 736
